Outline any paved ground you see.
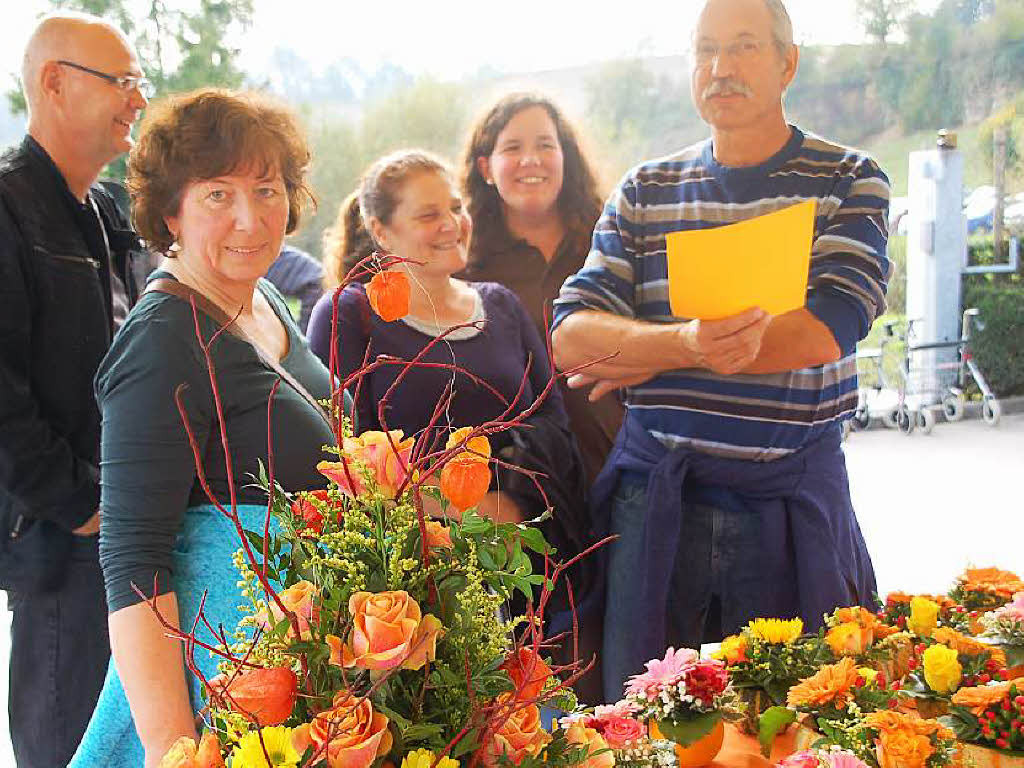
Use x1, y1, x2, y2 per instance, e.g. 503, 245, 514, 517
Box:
0, 410, 1020, 764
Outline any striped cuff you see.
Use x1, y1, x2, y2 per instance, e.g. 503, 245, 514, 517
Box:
806, 288, 869, 356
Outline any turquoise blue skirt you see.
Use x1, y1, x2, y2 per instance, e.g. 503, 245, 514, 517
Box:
69, 504, 278, 767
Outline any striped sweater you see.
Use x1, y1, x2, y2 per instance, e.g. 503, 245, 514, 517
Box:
552, 126, 891, 461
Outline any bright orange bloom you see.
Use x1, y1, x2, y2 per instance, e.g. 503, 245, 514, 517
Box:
500, 646, 553, 701
875, 728, 933, 768
366, 269, 411, 322
158, 733, 225, 768
208, 666, 298, 726
951, 680, 1016, 714
787, 656, 862, 709
310, 690, 393, 768
958, 567, 1024, 599
440, 459, 491, 512
827, 621, 872, 656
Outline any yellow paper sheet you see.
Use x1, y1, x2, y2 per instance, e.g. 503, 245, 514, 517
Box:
666, 200, 816, 320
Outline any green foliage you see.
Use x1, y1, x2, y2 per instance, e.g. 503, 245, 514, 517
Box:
855, 0, 912, 44
961, 275, 1024, 395
757, 706, 796, 756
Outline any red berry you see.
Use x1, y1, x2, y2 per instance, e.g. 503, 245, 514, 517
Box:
987, 711, 998, 720
1015, 696, 1024, 707
915, 644, 926, 655
997, 739, 1009, 749
987, 659, 1001, 671
908, 659, 919, 670
891, 681, 902, 691
855, 677, 866, 687
1003, 699, 1013, 711
980, 674, 992, 683
897, 616, 907, 627
998, 669, 1009, 680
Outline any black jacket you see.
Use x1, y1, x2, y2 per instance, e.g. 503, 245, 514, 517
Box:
0, 136, 146, 592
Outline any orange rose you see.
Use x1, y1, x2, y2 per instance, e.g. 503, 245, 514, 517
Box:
875, 728, 934, 768
959, 567, 1024, 598
951, 680, 1015, 714
337, 591, 441, 671
366, 269, 411, 322
499, 647, 553, 701
208, 666, 298, 726
318, 430, 415, 500
827, 621, 871, 656
565, 722, 614, 768
158, 733, 225, 768
787, 656, 861, 709
423, 519, 454, 550
310, 690, 393, 768
485, 697, 551, 766
261, 580, 319, 641
714, 634, 748, 664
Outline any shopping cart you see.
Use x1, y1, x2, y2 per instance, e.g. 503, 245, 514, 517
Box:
886, 308, 1002, 435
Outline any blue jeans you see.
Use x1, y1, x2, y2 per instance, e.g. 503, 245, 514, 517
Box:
602, 473, 799, 701
8, 534, 109, 768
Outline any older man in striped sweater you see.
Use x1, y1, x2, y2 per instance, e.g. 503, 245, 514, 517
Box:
552, 0, 890, 700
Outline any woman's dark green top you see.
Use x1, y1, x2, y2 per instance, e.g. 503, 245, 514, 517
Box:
95, 272, 336, 613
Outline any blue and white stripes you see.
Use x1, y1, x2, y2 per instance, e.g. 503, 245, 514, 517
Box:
553, 126, 891, 461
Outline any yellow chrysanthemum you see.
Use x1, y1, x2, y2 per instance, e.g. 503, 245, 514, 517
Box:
231, 726, 300, 768
748, 617, 803, 644
401, 748, 460, 768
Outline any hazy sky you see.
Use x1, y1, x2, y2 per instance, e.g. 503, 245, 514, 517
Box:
3, 0, 939, 89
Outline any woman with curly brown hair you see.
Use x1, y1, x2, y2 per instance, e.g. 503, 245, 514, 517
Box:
70, 89, 336, 768
460, 93, 622, 486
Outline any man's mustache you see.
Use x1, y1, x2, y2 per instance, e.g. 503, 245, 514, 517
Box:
704, 79, 753, 98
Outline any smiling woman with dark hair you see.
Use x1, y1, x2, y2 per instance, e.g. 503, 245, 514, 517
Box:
70, 88, 337, 768
459, 93, 622, 488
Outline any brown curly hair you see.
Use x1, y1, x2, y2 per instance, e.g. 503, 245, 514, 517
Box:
460, 93, 603, 269
127, 88, 314, 254
322, 149, 451, 286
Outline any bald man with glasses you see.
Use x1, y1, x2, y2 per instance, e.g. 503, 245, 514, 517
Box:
0, 13, 150, 767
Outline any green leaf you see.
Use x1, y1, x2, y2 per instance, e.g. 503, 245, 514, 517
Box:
764, 679, 791, 705
655, 711, 721, 747
758, 706, 796, 757
477, 546, 499, 571
451, 729, 480, 758
516, 526, 550, 555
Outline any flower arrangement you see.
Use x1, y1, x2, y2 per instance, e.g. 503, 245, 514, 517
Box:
981, 592, 1024, 674
944, 679, 1024, 753
151, 257, 611, 768
777, 747, 871, 768
803, 710, 956, 768
715, 618, 831, 733
878, 594, 967, 636
824, 607, 900, 660
559, 704, 676, 768
786, 658, 894, 728
951, 568, 1024, 610
622, 647, 739, 752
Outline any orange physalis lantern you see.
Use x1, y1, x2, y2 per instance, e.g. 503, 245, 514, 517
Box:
499, 646, 553, 701
208, 666, 297, 726
366, 269, 410, 322
440, 460, 491, 512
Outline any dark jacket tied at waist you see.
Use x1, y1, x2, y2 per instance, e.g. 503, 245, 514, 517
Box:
590, 412, 877, 672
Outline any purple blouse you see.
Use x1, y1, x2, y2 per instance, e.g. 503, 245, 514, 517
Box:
307, 281, 568, 438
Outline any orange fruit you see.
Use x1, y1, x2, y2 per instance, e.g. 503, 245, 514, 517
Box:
649, 718, 725, 767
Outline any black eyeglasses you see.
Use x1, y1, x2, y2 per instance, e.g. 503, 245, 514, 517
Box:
57, 60, 155, 99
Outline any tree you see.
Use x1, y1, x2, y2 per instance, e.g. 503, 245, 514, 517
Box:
855, 0, 912, 44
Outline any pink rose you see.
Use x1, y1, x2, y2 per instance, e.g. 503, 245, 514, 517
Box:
599, 716, 647, 749
779, 750, 823, 768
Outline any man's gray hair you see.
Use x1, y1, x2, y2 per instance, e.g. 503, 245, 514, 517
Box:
764, 0, 795, 51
